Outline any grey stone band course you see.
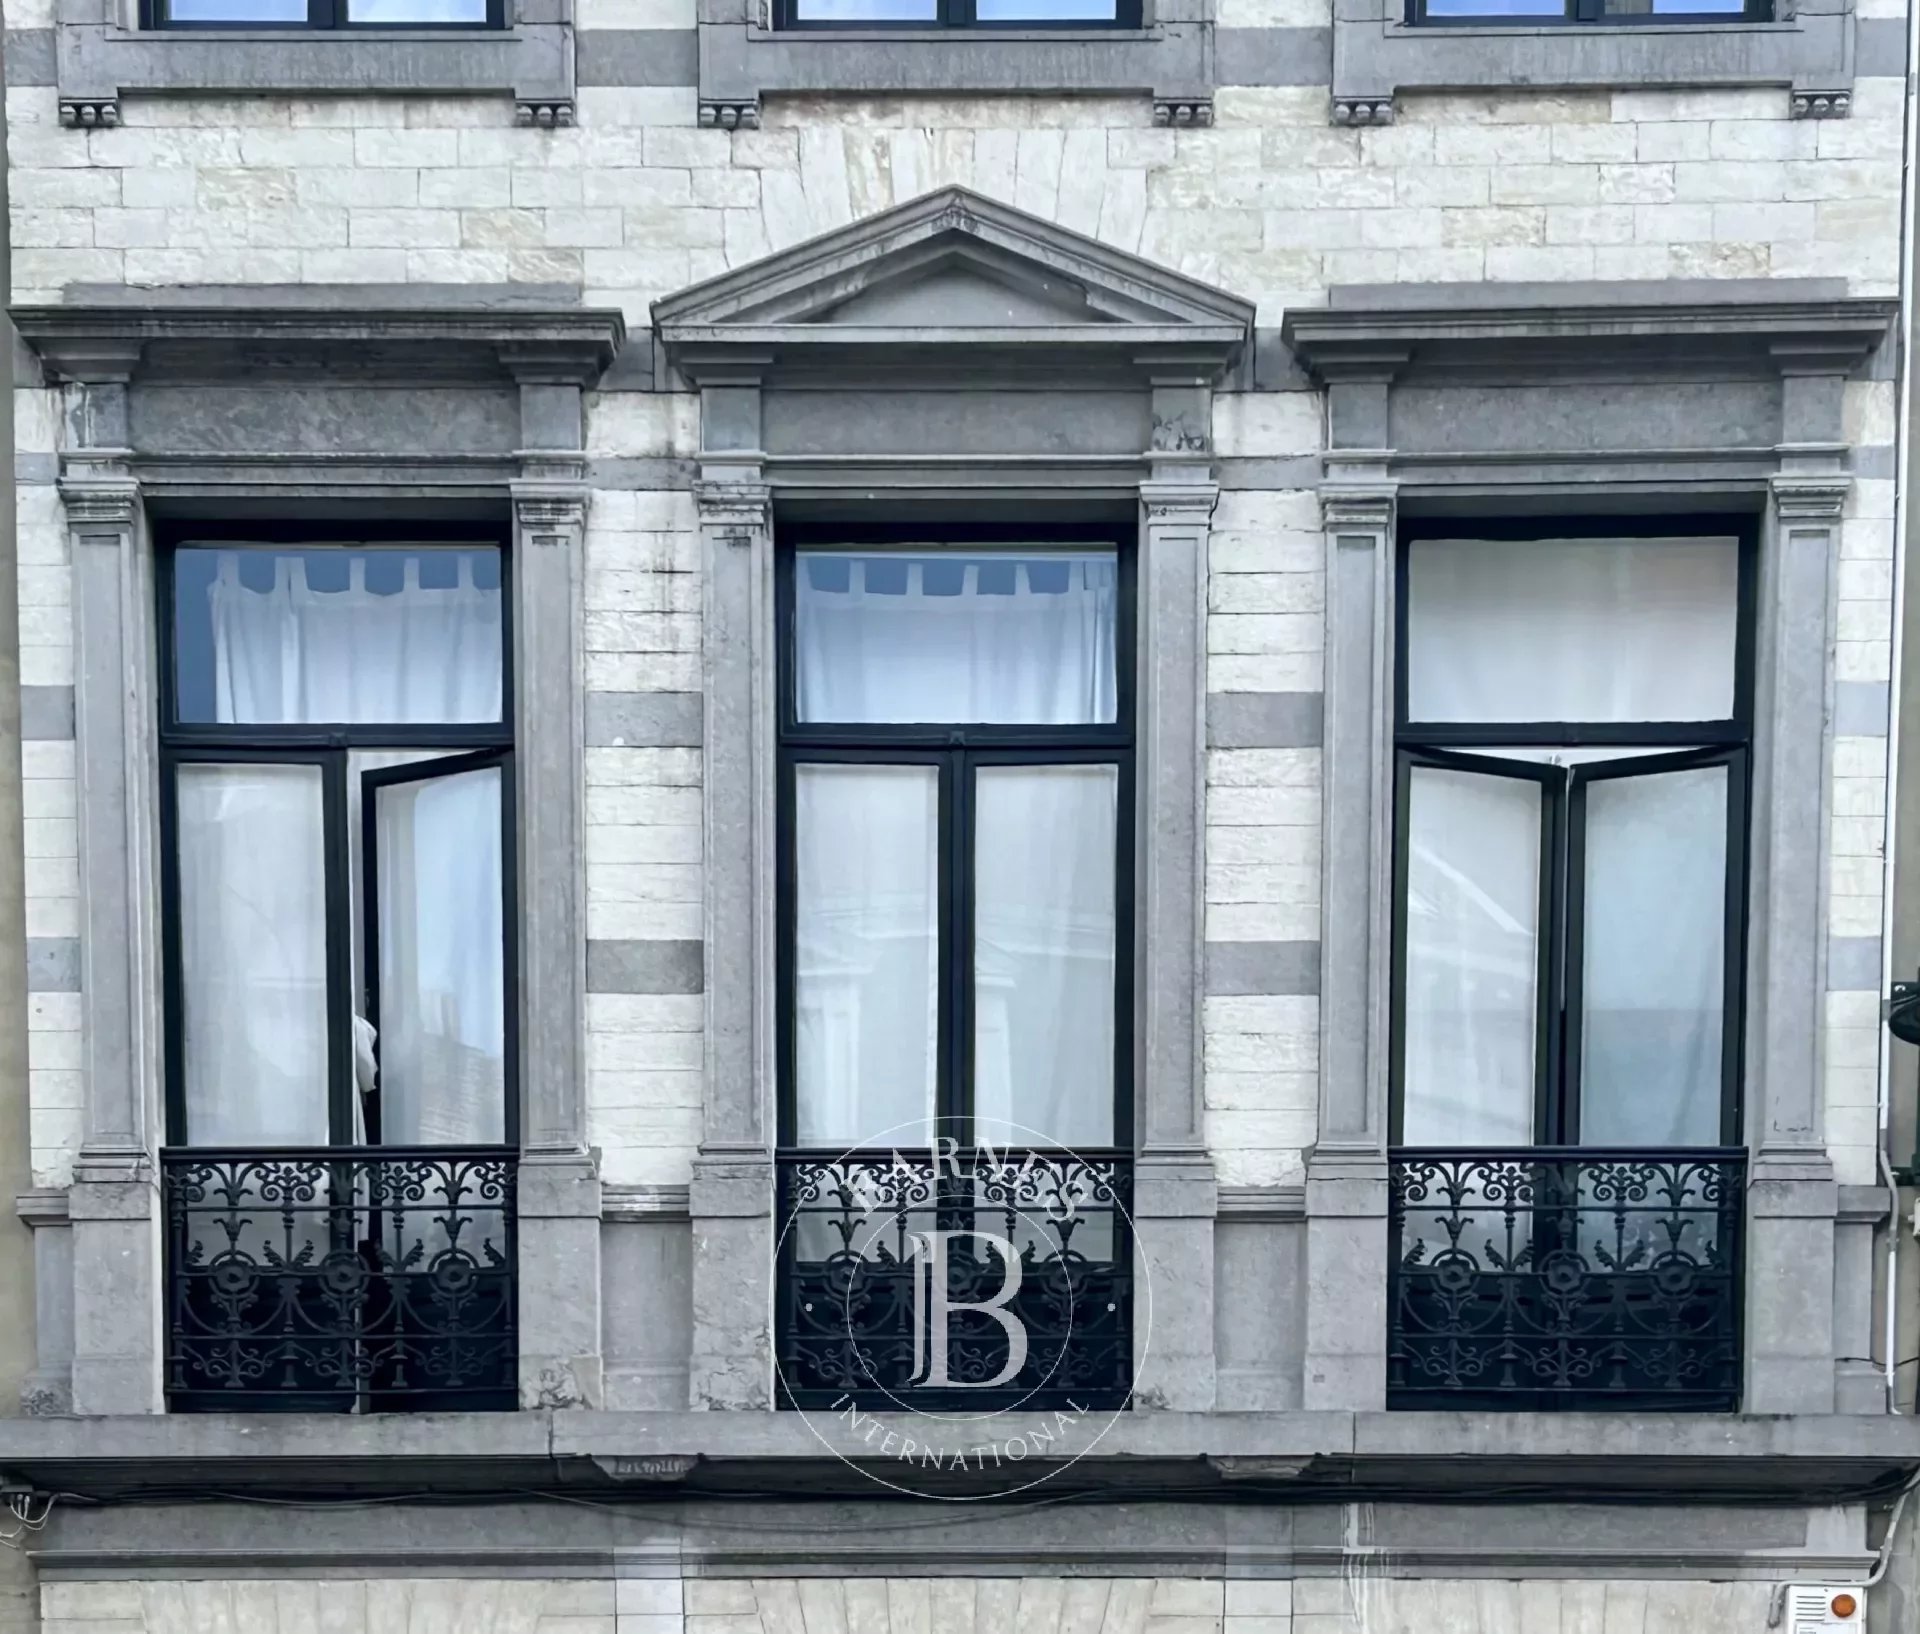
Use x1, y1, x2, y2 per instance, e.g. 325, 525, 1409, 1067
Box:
1827, 934, 1881, 993
585, 691, 702, 747
1214, 27, 1332, 86
20, 686, 75, 742
16, 453, 56, 486
1208, 691, 1323, 749
575, 29, 702, 85
26, 938, 79, 994
1205, 939, 1320, 996
584, 457, 695, 491
587, 938, 704, 995
1834, 680, 1891, 738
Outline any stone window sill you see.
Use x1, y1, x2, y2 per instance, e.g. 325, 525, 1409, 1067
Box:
53, 12, 572, 126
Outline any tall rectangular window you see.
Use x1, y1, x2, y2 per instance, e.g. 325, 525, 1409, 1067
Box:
160, 535, 516, 1150
1390, 521, 1752, 1149
777, 534, 1133, 1153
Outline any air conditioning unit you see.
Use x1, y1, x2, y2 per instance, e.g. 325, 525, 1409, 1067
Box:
1783, 1586, 1865, 1632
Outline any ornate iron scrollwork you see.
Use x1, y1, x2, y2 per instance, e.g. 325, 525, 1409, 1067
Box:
1388, 1148, 1745, 1411
775, 1148, 1132, 1412
162, 1147, 517, 1412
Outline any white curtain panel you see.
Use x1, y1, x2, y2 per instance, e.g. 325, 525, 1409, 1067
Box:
794, 764, 941, 1148
972, 764, 1117, 1150
372, 765, 507, 1147
180, 548, 504, 1148
179, 763, 331, 1146
794, 552, 1118, 725
1400, 765, 1543, 1148
1577, 764, 1727, 1147
208, 550, 501, 726
1406, 536, 1738, 724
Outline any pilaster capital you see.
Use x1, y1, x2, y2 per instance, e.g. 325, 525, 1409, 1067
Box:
511, 478, 589, 541
1320, 482, 1397, 535
1770, 470, 1850, 523
693, 478, 773, 538
58, 462, 139, 532
1139, 476, 1219, 525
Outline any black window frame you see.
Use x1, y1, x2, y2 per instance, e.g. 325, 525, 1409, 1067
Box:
155, 521, 519, 1150
773, 521, 1137, 1154
1407, 0, 1766, 22
141, 0, 506, 31
1387, 512, 1758, 1149
772, 0, 1141, 31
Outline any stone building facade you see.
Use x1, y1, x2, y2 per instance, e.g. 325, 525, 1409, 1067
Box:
1, 0, 1918, 1624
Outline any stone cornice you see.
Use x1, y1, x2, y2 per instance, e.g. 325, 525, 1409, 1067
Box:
12, 306, 626, 388
1283, 295, 1898, 385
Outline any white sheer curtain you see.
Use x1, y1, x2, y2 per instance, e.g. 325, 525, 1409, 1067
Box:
208, 551, 501, 726
973, 765, 1117, 1149
179, 548, 504, 1148
1400, 764, 1542, 1147
795, 765, 940, 1148
795, 552, 1118, 724
179, 764, 331, 1146
371, 765, 506, 1146
1406, 537, 1738, 724
1577, 764, 1727, 1147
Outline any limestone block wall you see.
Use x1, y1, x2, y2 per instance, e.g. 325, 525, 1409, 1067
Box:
8, 60, 1906, 1193
34, 1574, 1788, 1634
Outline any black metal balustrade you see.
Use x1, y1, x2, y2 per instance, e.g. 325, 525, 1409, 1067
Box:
775, 1147, 1132, 1412
162, 1147, 517, 1413
1388, 1147, 1746, 1411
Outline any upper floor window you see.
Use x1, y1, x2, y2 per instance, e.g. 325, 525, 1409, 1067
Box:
774, 0, 1138, 27
1390, 519, 1754, 1151
144, 0, 503, 28
160, 535, 516, 1151
1410, 0, 1761, 20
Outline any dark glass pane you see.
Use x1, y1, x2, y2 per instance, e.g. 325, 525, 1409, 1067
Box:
165, 0, 308, 20
790, 0, 938, 19
976, 0, 1118, 17
346, 0, 489, 21
1608, 0, 1745, 12
172, 545, 504, 726
1421, 0, 1564, 15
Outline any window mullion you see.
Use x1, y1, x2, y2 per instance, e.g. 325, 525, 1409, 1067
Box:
946, 749, 970, 1142
1550, 763, 1581, 1146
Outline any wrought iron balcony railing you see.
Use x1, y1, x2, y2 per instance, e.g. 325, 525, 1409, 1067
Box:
162, 1146, 517, 1413
1388, 1146, 1746, 1412
775, 1147, 1132, 1412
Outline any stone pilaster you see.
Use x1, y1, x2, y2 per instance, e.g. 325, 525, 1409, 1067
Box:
1302, 468, 1396, 1412
1132, 463, 1219, 1413
691, 472, 775, 1410
510, 471, 603, 1409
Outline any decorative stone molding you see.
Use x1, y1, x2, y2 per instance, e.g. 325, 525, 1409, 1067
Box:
515, 97, 575, 128
1330, 94, 1393, 126
1153, 97, 1213, 127
57, 97, 117, 128
698, 98, 762, 130
1770, 471, 1851, 522
1790, 87, 1852, 118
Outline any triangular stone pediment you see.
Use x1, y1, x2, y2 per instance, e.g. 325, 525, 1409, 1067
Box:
653, 186, 1252, 380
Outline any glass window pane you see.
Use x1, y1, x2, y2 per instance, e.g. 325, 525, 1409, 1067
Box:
164, 0, 307, 18
1610, 0, 1744, 11
1402, 766, 1541, 1146
973, 764, 1118, 1150
1422, 0, 1564, 14
1406, 536, 1739, 724
178, 764, 330, 1146
795, 764, 940, 1148
790, 0, 938, 18
976, 0, 1117, 17
172, 545, 504, 727
347, 0, 487, 16
795, 550, 1118, 725
372, 763, 506, 1145
1577, 763, 1727, 1146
